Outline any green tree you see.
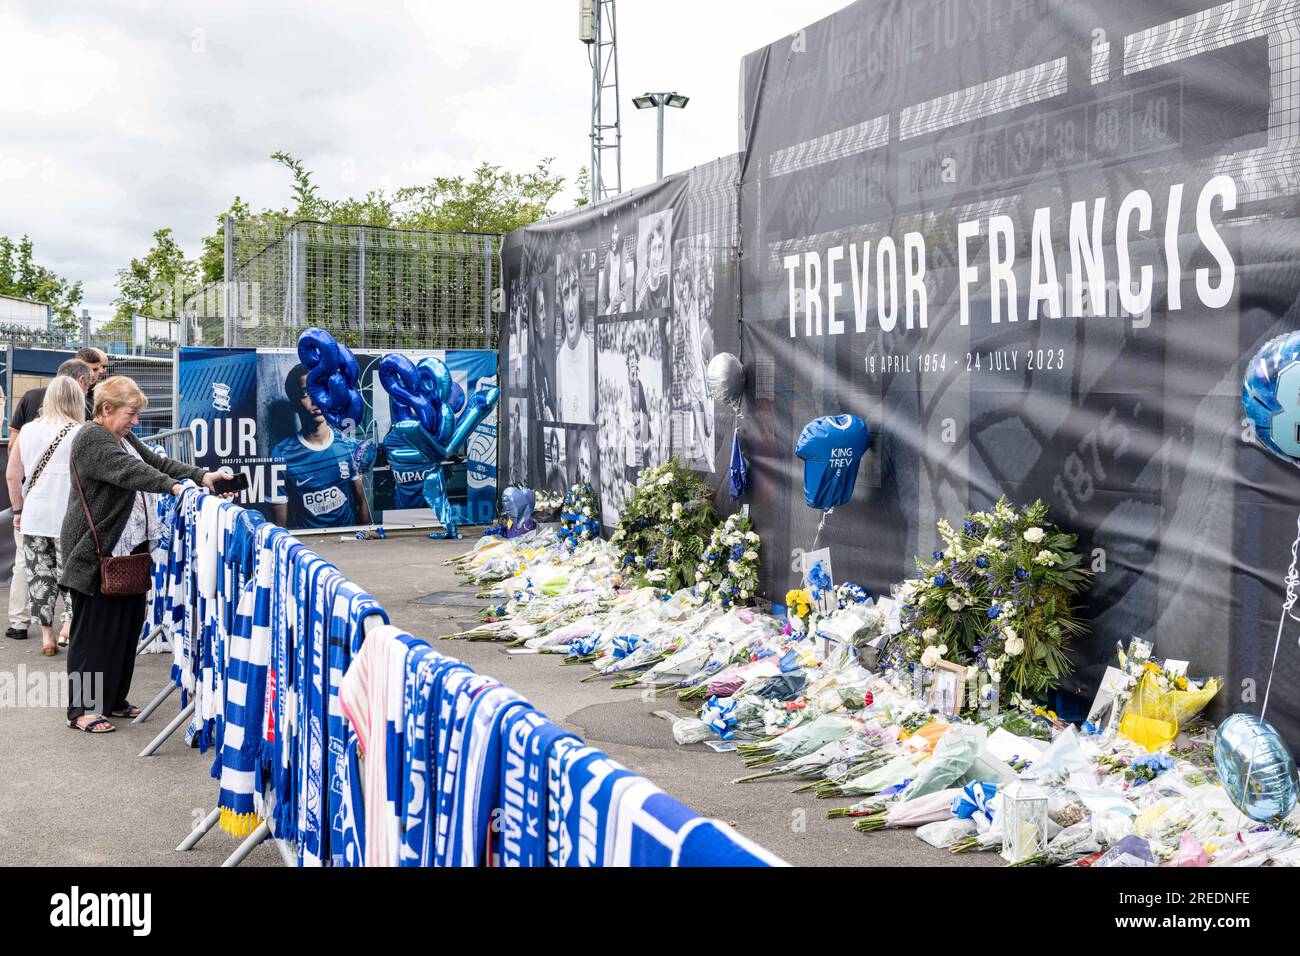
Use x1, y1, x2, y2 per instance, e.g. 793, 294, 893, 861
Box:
106, 227, 199, 342
199, 153, 569, 282
0, 235, 83, 336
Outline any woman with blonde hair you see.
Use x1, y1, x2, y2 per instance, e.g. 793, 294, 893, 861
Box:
5, 375, 85, 655
60, 376, 233, 733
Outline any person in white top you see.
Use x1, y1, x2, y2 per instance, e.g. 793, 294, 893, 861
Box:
554, 236, 594, 424
4, 376, 85, 655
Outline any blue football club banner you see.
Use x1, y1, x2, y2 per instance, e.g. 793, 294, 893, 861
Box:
178, 347, 497, 532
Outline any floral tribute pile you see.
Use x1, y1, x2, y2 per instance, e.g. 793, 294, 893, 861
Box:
447, 485, 1300, 867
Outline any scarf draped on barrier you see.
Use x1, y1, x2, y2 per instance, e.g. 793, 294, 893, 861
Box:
149, 493, 786, 867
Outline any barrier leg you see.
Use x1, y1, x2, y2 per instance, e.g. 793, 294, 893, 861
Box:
137, 624, 165, 655
133, 681, 177, 725
275, 838, 296, 868
176, 807, 221, 852
221, 821, 271, 867
138, 699, 195, 757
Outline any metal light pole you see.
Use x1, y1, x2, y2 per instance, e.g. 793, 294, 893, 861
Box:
633, 92, 689, 181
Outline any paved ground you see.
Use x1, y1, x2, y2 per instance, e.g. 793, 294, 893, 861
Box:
0, 530, 1002, 867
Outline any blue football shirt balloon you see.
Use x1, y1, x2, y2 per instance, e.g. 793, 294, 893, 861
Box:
297, 327, 363, 429
1213, 713, 1298, 821
1243, 330, 1300, 464
795, 414, 870, 510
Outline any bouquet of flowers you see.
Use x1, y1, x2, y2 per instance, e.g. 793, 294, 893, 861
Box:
556, 482, 600, 551
609, 457, 718, 592
533, 490, 564, 519
694, 512, 761, 608
887, 497, 1089, 699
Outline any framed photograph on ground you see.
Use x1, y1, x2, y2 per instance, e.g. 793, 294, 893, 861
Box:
928, 661, 966, 717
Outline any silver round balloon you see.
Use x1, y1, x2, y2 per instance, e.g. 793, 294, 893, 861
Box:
706, 352, 745, 409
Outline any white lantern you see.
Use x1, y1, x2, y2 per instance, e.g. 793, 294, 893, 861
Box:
1000, 780, 1049, 864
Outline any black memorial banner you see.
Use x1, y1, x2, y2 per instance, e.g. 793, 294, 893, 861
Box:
502, 0, 1300, 746
737, 0, 1300, 737
500, 157, 742, 529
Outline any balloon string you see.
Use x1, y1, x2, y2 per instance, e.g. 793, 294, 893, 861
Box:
1238, 508, 1300, 831
811, 508, 832, 552
1259, 510, 1300, 723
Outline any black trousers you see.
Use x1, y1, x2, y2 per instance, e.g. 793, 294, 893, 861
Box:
65, 579, 148, 722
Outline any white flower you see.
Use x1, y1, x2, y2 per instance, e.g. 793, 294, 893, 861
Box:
636, 555, 645, 565
658, 473, 675, 487
1004, 636, 1025, 656
984, 537, 1003, 549
922, 627, 939, 642
1034, 550, 1059, 566
746, 531, 759, 543
739, 590, 748, 599
936, 644, 947, 656
1023, 526, 1045, 544
582, 506, 592, 517
946, 595, 964, 611
671, 502, 683, 516
696, 570, 704, 581
743, 550, 757, 561
1002, 626, 1018, 643
698, 581, 710, 593
921, 646, 944, 668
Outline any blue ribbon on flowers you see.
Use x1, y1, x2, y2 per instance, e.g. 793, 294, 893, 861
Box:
952, 781, 998, 821
778, 649, 799, 672
611, 634, 642, 660
702, 695, 736, 741
569, 636, 600, 657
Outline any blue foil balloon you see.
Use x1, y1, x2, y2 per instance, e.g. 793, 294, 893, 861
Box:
297, 327, 363, 428
1213, 714, 1298, 821
1243, 330, 1300, 463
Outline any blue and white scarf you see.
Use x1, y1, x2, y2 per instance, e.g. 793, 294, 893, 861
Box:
215, 521, 271, 836
433, 669, 497, 866
554, 745, 633, 867
498, 708, 577, 867
407, 656, 472, 866
448, 685, 527, 866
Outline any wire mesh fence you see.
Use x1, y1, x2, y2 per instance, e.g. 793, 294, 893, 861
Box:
182, 219, 500, 351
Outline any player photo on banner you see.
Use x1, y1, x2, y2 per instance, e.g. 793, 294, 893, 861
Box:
595, 316, 671, 527
258, 351, 375, 530
529, 272, 557, 422
669, 234, 716, 472
507, 397, 529, 487
634, 209, 672, 312
542, 425, 567, 492
566, 427, 597, 488
597, 210, 635, 316
507, 277, 529, 390
554, 233, 595, 425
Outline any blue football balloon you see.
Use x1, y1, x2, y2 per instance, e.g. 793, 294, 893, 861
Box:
1213, 713, 1298, 822
1243, 330, 1300, 464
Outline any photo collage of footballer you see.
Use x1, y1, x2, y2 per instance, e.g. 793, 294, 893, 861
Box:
503, 200, 718, 529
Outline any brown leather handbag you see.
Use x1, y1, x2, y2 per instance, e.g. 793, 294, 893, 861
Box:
72, 462, 153, 596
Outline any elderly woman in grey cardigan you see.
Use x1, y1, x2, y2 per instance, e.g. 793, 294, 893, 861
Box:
61, 376, 231, 734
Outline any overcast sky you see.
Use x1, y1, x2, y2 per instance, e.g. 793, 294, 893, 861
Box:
0, 0, 849, 322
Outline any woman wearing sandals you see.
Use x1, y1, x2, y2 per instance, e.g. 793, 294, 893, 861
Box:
4, 376, 85, 656
60, 377, 233, 734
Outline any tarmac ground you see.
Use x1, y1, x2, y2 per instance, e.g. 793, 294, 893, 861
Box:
0, 530, 1002, 868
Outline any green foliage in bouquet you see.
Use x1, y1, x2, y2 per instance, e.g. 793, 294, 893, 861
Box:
694, 511, 761, 607
609, 458, 718, 592
890, 497, 1089, 697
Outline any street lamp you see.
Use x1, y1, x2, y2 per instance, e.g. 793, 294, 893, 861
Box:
633, 91, 689, 181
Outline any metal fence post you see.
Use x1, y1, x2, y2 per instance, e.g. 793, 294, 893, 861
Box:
223, 213, 234, 347
357, 225, 366, 349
